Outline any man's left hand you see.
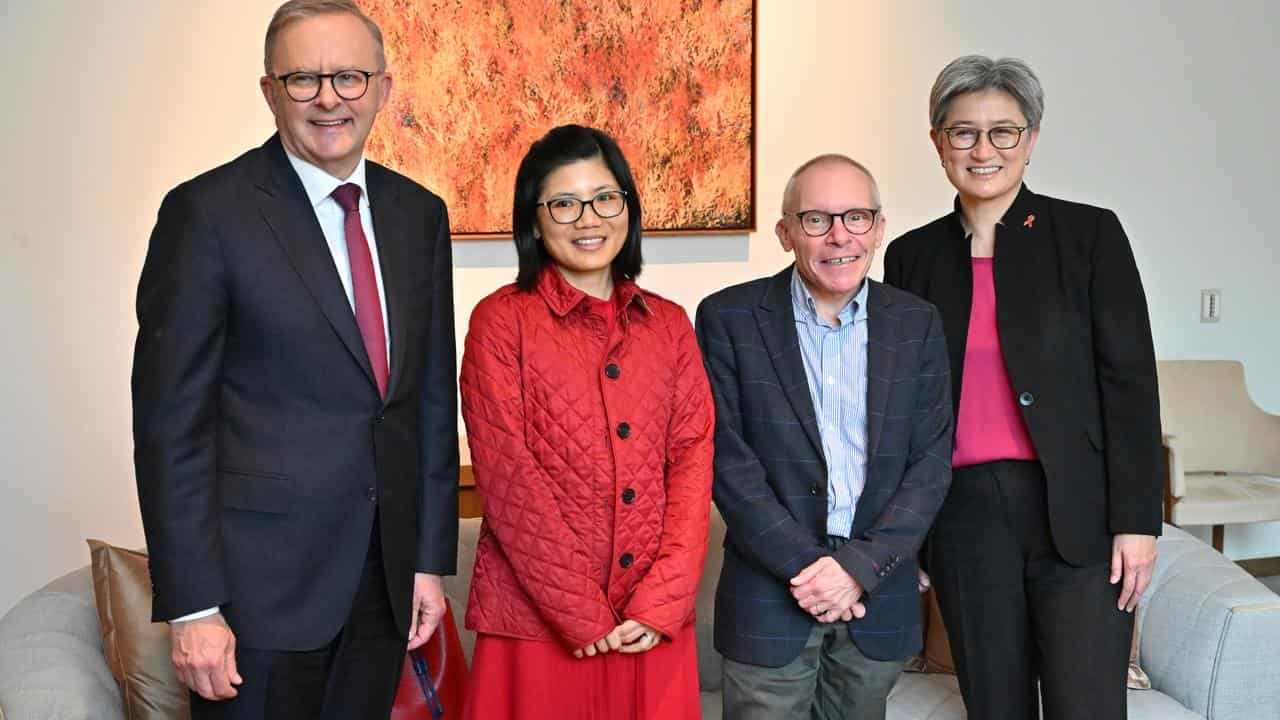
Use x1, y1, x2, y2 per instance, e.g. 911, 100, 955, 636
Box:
407, 573, 446, 650
790, 556, 865, 623
1111, 534, 1157, 612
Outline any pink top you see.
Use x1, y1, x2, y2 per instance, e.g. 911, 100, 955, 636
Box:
953, 258, 1039, 468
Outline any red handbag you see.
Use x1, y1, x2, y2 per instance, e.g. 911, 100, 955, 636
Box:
391, 599, 468, 720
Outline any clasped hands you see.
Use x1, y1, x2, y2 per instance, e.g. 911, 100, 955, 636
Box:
789, 557, 934, 623
789, 556, 867, 623
573, 619, 661, 658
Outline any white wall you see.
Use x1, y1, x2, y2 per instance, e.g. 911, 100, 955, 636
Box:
2, 0, 1278, 614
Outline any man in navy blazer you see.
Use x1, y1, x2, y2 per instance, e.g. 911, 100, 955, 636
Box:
696, 155, 953, 719
131, 2, 457, 718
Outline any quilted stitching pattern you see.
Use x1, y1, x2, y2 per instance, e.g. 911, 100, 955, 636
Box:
460, 269, 714, 649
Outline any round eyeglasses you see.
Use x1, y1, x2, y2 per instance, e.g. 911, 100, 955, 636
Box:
941, 126, 1028, 150
275, 70, 380, 102
538, 190, 628, 224
792, 208, 880, 237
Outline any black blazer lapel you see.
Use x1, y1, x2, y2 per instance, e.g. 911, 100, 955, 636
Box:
253, 135, 378, 392
865, 281, 898, 458
367, 164, 410, 403
753, 266, 825, 463
993, 188, 1050, 381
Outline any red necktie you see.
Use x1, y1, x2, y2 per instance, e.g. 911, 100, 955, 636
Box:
331, 183, 388, 398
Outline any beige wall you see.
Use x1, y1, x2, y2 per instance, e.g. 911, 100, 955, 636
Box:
2, 0, 1278, 614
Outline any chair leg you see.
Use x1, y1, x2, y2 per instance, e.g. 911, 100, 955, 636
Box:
1212, 525, 1225, 553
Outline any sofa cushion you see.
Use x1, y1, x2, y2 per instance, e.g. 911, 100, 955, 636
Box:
1171, 473, 1280, 526
695, 509, 727, 692
444, 519, 482, 664
87, 540, 191, 720
1126, 689, 1204, 720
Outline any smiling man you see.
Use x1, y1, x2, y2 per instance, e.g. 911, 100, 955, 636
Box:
132, 1, 458, 718
695, 155, 954, 719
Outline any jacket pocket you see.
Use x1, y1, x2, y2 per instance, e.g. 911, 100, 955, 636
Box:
218, 468, 293, 514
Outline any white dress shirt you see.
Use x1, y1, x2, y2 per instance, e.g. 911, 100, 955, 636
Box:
791, 269, 870, 539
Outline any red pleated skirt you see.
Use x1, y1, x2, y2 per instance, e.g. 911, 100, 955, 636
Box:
461, 624, 702, 720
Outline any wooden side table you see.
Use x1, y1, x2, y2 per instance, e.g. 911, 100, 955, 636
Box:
458, 464, 482, 518
457, 435, 482, 518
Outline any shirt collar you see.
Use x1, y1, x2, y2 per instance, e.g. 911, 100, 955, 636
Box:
790, 266, 867, 328
535, 265, 652, 320
285, 150, 369, 210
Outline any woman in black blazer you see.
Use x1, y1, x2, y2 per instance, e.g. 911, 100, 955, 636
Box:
884, 56, 1163, 720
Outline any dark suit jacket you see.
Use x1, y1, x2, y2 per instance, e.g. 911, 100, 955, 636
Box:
883, 184, 1163, 567
695, 269, 953, 667
132, 135, 458, 651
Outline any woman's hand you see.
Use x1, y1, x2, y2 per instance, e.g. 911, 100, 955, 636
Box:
1111, 533, 1157, 612
572, 627, 624, 658
616, 620, 662, 654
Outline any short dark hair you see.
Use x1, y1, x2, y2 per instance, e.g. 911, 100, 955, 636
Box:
512, 125, 644, 291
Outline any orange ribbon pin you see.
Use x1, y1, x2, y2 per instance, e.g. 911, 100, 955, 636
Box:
1023, 214, 1036, 228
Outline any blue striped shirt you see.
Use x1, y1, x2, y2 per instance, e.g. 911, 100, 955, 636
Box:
790, 268, 869, 539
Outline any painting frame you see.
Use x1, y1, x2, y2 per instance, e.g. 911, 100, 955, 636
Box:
362, 0, 757, 239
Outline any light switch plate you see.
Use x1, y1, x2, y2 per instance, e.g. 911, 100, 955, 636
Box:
1201, 289, 1221, 323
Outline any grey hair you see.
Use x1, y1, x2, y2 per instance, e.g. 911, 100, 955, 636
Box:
929, 55, 1045, 130
264, 0, 387, 75
781, 154, 882, 212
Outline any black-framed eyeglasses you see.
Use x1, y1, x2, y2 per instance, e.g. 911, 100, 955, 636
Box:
537, 190, 628, 224
792, 208, 880, 237
941, 126, 1028, 150
274, 69, 381, 102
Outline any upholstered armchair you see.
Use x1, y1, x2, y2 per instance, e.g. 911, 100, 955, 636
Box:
1157, 360, 1280, 551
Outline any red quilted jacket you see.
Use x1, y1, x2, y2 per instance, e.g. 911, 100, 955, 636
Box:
459, 267, 714, 649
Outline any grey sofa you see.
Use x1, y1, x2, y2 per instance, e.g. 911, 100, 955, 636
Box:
3, 515, 1278, 719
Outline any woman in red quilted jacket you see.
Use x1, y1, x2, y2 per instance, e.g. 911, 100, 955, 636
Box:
458, 124, 716, 719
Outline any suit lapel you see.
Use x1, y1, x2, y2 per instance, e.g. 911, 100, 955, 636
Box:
367, 164, 410, 403
865, 281, 897, 458
252, 136, 378, 393
754, 266, 825, 463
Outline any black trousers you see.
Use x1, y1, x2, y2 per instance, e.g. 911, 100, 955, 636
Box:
191, 516, 407, 720
928, 461, 1132, 720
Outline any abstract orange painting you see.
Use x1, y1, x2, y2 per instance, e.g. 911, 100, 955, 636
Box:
361, 0, 755, 237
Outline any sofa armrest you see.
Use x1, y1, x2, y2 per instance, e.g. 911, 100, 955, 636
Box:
1138, 523, 1280, 720
1249, 407, 1280, 477
0, 591, 124, 720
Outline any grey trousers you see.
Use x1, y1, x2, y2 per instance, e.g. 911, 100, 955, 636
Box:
722, 621, 906, 720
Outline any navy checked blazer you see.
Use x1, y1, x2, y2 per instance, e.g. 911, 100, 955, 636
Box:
695, 267, 953, 667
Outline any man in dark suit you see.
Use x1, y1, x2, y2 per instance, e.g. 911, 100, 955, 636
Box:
131, 2, 457, 718
696, 155, 953, 719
